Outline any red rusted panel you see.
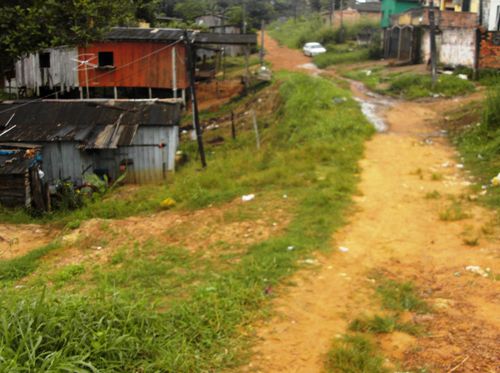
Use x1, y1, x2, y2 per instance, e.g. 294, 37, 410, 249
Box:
78, 42, 189, 89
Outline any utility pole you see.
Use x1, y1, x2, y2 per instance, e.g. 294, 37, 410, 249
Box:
260, 20, 265, 67
329, 0, 334, 27
243, 0, 250, 91
428, 0, 438, 88
184, 31, 207, 168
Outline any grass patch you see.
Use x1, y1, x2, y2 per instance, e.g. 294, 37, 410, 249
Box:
0, 241, 61, 281
325, 334, 389, 373
349, 314, 422, 336
425, 190, 441, 199
314, 49, 370, 69
431, 172, 443, 181
387, 74, 475, 100
375, 278, 430, 314
344, 68, 475, 99
439, 201, 470, 221
0, 73, 373, 370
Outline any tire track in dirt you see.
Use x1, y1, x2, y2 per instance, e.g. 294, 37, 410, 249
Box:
245, 34, 500, 372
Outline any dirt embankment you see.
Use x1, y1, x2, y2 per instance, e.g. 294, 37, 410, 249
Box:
246, 34, 499, 372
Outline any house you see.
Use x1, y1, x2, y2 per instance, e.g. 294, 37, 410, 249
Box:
0, 144, 46, 210
0, 100, 181, 186
384, 7, 478, 68
478, 0, 500, 69
430, 0, 480, 12
323, 1, 382, 25
381, 0, 422, 28
13, 27, 257, 99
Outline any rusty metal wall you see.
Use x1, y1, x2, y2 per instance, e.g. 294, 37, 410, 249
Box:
78, 42, 189, 89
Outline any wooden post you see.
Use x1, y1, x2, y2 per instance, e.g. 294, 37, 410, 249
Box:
114, 87, 118, 99
231, 111, 236, 139
252, 109, 260, 150
185, 31, 207, 168
260, 20, 265, 67
172, 46, 178, 99
429, 0, 438, 88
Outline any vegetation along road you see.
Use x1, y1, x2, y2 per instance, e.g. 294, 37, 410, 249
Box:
0, 26, 498, 373
245, 34, 500, 372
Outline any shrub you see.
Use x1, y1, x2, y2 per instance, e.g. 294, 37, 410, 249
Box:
483, 82, 500, 130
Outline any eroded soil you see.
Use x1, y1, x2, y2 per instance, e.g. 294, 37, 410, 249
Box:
246, 34, 499, 372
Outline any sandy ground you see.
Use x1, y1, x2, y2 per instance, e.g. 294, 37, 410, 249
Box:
0, 223, 55, 260
245, 34, 500, 372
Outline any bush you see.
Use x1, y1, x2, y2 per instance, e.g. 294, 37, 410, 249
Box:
388, 73, 475, 99
483, 83, 500, 130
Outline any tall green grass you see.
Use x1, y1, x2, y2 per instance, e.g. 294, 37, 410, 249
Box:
0, 73, 374, 371
388, 73, 475, 99
269, 16, 380, 49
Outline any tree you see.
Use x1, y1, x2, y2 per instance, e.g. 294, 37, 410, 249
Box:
0, 0, 158, 82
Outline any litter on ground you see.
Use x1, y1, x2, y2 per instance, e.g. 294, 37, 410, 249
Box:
242, 194, 256, 202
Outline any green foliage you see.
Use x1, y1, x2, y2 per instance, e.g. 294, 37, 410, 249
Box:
269, 16, 380, 50
439, 201, 470, 221
314, 48, 370, 68
376, 278, 430, 314
0, 73, 373, 370
0, 242, 61, 281
349, 315, 422, 336
483, 82, 500, 131
388, 74, 475, 99
325, 334, 389, 373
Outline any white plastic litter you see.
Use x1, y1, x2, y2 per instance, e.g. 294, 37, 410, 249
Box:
456, 163, 464, 169
241, 194, 255, 202
458, 74, 468, 80
303, 258, 317, 265
339, 246, 349, 253
287, 246, 295, 251
283, 194, 288, 199
465, 265, 489, 277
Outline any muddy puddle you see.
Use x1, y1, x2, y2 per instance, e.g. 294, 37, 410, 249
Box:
349, 80, 392, 133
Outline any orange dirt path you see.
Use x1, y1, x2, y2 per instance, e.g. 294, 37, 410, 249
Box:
245, 34, 500, 373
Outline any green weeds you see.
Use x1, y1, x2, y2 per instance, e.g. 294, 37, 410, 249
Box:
375, 278, 431, 314
387, 74, 475, 99
350, 314, 422, 336
0, 73, 373, 370
0, 241, 61, 281
439, 201, 470, 221
325, 334, 389, 373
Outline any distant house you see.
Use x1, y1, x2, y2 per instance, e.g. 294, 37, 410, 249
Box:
428, 0, 480, 13
13, 27, 257, 99
384, 7, 478, 67
0, 100, 181, 185
323, 1, 382, 25
381, 0, 421, 28
478, 0, 500, 69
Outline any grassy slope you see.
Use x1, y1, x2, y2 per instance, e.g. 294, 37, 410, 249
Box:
344, 68, 476, 100
0, 73, 373, 371
448, 85, 500, 211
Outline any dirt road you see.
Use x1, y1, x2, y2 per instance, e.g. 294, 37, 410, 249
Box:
246, 34, 500, 372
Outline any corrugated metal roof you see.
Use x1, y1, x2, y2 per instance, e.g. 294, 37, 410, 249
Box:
0, 101, 181, 149
105, 27, 257, 45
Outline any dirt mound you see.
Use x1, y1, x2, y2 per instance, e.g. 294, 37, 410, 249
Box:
0, 223, 56, 260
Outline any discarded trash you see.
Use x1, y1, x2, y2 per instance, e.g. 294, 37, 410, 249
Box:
424, 138, 433, 145
465, 265, 489, 277
442, 161, 451, 168
458, 74, 468, 80
364, 70, 372, 76
283, 194, 288, 199
456, 163, 464, 169
442, 70, 453, 75
491, 173, 500, 187
338, 246, 349, 253
242, 194, 255, 202
160, 197, 176, 209
303, 258, 318, 265
287, 246, 295, 251
333, 97, 347, 104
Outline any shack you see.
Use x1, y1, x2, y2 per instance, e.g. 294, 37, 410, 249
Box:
0, 100, 181, 185
0, 144, 46, 209
13, 27, 257, 99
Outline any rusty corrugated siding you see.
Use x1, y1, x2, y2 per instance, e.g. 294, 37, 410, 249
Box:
78, 42, 189, 89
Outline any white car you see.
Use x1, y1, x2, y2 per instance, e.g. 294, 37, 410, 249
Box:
303, 42, 327, 57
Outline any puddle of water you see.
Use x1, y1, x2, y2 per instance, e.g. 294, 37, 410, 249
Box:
355, 98, 388, 133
